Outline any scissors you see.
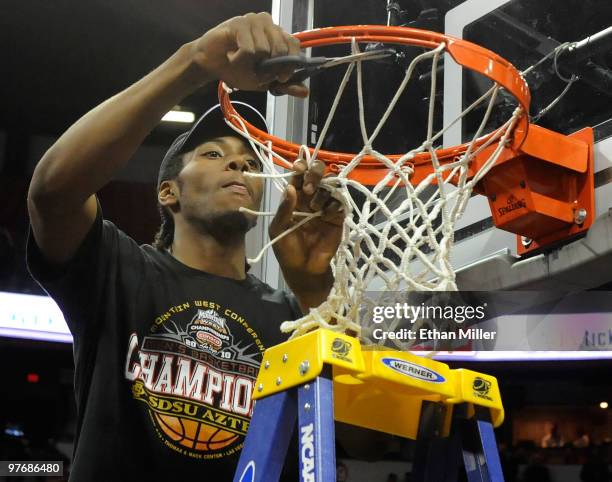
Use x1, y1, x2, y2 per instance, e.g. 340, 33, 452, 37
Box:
257, 48, 397, 88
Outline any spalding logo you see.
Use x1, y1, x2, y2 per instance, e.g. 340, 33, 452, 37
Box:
238, 461, 255, 482
382, 358, 445, 383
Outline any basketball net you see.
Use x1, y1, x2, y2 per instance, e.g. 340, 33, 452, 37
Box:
225, 37, 523, 349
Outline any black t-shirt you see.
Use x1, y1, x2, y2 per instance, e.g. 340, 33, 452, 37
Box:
27, 207, 301, 481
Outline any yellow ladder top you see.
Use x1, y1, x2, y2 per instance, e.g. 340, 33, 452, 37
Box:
254, 329, 504, 439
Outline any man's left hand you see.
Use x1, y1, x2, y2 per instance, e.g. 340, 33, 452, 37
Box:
269, 159, 345, 310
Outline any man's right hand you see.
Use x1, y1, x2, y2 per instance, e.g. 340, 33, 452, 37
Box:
190, 12, 309, 98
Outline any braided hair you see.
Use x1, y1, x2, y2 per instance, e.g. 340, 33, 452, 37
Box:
153, 153, 185, 250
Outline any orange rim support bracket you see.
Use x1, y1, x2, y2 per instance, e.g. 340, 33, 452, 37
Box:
474, 126, 595, 255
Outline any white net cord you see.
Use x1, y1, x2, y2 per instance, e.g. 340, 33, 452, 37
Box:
225, 38, 523, 348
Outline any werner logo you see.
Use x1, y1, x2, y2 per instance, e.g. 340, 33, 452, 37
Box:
300, 423, 315, 482
382, 358, 445, 383
497, 194, 526, 217
238, 461, 255, 482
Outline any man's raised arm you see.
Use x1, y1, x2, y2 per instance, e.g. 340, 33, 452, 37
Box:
27, 12, 304, 264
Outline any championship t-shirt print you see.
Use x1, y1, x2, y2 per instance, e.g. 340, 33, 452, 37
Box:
124, 299, 265, 461
27, 214, 300, 480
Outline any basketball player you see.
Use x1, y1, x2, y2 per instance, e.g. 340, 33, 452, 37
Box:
27, 13, 344, 481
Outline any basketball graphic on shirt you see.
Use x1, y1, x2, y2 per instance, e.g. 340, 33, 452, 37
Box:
153, 413, 240, 451
127, 303, 263, 461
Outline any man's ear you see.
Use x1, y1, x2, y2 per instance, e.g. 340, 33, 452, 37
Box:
158, 180, 179, 210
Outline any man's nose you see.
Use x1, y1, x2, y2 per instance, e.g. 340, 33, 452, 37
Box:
226, 156, 249, 172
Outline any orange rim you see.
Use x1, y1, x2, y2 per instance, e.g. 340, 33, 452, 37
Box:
219, 25, 531, 185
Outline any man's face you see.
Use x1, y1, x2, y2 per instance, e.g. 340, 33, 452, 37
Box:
170, 135, 264, 232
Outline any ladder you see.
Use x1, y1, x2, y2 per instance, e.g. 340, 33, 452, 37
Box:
233, 329, 505, 482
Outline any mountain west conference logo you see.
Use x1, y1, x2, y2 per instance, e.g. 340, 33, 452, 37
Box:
124, 302, 264, 460
187, 309, 233, 354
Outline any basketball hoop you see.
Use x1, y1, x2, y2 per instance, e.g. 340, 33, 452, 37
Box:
218, 25, 594, 346
220, 26, 533, 187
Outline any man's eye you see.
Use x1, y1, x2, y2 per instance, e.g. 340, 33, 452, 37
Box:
247, 159, 262, 171
203, 150, 222, 158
